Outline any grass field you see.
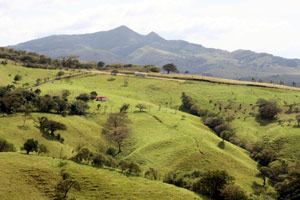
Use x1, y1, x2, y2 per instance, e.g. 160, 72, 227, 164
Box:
0, 153, 203, 200
2, 64, 300, 199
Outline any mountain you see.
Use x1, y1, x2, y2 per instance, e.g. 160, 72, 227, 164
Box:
8, 25, 300, 85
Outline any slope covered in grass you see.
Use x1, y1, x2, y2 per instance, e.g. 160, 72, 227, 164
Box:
0, 153, 203, 200
3, 65, 300, 198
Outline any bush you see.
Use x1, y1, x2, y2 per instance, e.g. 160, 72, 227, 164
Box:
92, 153, 106, 167
106, 147, 117, 157
192, 170, 234, 199
70, 148, 93, 163
214, 123, 232, 136
38, 144, 49, 155
204, 117, 224, 129
221, 184, 248, 200
120, 160, 141, 175
76, 93, 90, 102
0, 138, 16, 152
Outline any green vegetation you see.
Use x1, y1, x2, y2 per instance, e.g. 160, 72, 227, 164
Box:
1, 62, 300, 199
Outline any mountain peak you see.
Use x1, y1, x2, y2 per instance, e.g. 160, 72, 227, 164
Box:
111, 25, 134, 32
146, 31, 164, 40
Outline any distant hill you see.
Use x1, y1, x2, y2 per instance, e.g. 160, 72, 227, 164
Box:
9, 25, 300, 85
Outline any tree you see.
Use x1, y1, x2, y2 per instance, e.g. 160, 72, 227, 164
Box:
256, 99, 281, 120
70, 100, 90, 115
22, 108, 33, 127
220, 131, 234, 142
163, 63, 178, 74
56, 71, 65, 79
76, 93, 90, 102
192, 170, 234, 199
104, 113, 132, 153
54, 170, 80, 200
275, 168, 300, 200
145, 168, 160, 180
97, 61, 105, 69
257, 166, 271, 186
23, 138, 38, 154
36, 78, 41, 85
90, 91, 97, 100
120, 103, 130, 113
34, 88, 41, 95
204, 117, 224, 129
38, 117, 67, 136
14, 74, 22, 82
135, 103, 147, 112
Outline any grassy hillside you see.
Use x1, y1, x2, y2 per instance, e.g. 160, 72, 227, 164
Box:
2, 64, 300, 199
0, 153, 203, 200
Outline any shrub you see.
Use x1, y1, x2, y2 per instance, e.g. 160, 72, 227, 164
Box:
192, 170, 234, 199
145, 168, 160, 180
204, 117, 224, 129
38, 144, 49, 155
104, 156, 118, 168
76, 93, 90, 102
221, 184, 248, 200
119, 160, 141, 175
106, 147, 117, 157
92, 154, 106, 167
214, 123, 232, 136
70, 148, 93, 163
0, 138, 16, 152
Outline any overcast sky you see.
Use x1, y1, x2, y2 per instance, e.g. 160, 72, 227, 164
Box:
0, 0, 299, 58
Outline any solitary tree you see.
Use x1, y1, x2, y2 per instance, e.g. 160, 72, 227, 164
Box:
163, 63, 178, 74
135, 103, 147, 112
97, 61, 105, 69
256, 99, 281, 120
104, 113, 132, 153
54, 170, 80, 200
23, 139, 39, 154
39, 117, 67, 136
257, 166, 271, 186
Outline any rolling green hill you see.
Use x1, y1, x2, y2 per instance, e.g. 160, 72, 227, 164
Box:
1, 63, 300, 199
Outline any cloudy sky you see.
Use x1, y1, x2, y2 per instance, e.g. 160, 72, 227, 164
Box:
0, 0, 300, 58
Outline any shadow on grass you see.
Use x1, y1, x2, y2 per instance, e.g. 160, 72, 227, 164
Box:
255, 116, 277, 126
18, 126, 29, 130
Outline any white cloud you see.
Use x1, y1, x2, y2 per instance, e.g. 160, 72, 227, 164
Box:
0, 0, 299, 58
